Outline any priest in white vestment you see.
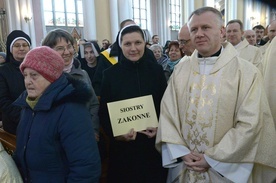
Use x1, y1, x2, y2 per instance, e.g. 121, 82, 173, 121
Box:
263, 37, 276, 125
0, 142, 23, 182
226, 19, 263, 73
156, 7, 276, 183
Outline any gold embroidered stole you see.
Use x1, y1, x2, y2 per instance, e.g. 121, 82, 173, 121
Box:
183, 70, 222, 182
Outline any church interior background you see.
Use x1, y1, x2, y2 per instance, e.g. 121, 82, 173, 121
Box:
0, 0, 275, 52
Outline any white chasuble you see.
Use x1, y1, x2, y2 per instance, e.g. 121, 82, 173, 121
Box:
156, 42, 276, 183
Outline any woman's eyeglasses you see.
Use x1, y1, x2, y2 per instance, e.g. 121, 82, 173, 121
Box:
54, 44, 74, 54
13, 43, 30, 48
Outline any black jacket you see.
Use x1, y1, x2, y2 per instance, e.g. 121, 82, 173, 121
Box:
257, 39, 267, 46
0, 59, 25, 134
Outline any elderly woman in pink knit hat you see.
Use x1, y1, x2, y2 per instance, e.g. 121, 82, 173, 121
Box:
13, 46, 101, 182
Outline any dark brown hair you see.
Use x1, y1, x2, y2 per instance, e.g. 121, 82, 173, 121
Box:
42, 29, 75, 48
168, 41, 185, 57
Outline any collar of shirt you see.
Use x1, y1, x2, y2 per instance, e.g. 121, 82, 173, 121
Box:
198, 47, 222, 58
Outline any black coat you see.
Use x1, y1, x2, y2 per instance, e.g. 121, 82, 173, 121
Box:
79, 57, 98, 84
0, 59, 25, 134
99, 52, 167, 183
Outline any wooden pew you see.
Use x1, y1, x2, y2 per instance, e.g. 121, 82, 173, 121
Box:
0, 128, 16, 155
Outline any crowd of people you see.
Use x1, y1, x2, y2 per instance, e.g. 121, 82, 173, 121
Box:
0, 5, 275, 183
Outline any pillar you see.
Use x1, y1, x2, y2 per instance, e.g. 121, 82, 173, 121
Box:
82, 0, 97, 40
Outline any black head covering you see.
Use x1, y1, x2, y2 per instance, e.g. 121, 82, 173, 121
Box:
6, 30, 31, 62
80, 41, 101, 58
117, 25, 156, 63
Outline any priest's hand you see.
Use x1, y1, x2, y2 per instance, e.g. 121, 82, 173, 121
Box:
139, 127, 157, 138
115, 128, 137, 141
182, 152, 201, 171
184, 152, 210, 172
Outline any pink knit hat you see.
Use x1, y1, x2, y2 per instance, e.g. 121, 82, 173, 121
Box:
20, 46, 64, 83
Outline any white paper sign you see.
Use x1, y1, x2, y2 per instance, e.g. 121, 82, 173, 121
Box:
107, 95, 158, 137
